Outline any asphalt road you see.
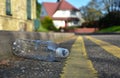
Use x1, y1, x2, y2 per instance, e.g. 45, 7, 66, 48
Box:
0, 37, 76, 78
90, 35, 120, 47
0, 34, 120, 78
84, 35, 120, 78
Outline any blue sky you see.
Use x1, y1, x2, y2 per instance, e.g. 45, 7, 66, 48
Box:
38, 0, 91, 8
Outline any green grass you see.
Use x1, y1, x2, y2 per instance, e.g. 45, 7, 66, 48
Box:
98, 26, 120, 33
37, 25, 49, 32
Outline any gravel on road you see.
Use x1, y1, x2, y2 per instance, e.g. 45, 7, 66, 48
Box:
0, 38, 76, 78
91, 35, 120, 47
84, 35, 120, 78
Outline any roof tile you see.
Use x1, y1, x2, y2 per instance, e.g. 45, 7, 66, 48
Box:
58, 0, 79, 10
43, 2, 59, 17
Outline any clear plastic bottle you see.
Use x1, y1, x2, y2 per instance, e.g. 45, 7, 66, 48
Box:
13, 39, 69, 62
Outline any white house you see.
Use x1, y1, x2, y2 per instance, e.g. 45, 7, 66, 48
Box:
40, 0, 84, 29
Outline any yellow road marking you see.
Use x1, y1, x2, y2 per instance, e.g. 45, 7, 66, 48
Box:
86, 36, 120, 58
61, 36, 97, 78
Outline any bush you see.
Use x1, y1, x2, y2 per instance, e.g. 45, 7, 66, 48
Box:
81, 21, 99, 28
41, 16, 57, 31
99, 11, 120, 29
37, 25, 49, 32
98, 26, 120, 32
81, 11, 120, 30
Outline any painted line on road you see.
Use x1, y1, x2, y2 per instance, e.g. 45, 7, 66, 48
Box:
61, 36, 98, 78
86, 36, 120, 58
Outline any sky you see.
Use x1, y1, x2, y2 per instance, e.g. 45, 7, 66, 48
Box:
37, 0, 91, 8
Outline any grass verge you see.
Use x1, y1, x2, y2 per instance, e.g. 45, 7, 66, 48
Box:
98, 26, 120, 33
37, 25, 49, 32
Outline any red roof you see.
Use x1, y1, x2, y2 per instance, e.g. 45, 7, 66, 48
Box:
42, 0, 79, 17
58, 0, 79, 10
43, 2, 59, 17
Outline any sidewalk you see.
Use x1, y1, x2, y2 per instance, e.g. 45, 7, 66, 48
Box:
61, 36, 98, 78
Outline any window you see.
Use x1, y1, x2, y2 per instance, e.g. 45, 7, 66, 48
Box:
6, 0, 12, 15
71, 11, 76, 15
73, 20, 78, 24
27, 0, 31, 20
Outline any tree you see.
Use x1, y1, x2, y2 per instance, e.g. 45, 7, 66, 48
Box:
80, 0, 103, 22
99, 0, 120, 28
36, 0, 41, 18
34, 0, 41, 31
101, 0, 120, 13
80, 0, 120, 29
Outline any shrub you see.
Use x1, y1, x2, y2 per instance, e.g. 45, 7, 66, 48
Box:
81, 21, 99, 28
99, 11, 120, 29
41, 16, 57, 31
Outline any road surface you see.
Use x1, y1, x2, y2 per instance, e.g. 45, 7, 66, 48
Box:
62, 34, 120, 78
0, 34, 120, 78
84, 35, 120, 78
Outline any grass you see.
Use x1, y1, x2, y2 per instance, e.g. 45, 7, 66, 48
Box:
37, 25, 49, 32
98, 26, 120, 33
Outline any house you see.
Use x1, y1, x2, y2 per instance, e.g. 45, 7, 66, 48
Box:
0, 0, 36, 31
40, 0, 84, 29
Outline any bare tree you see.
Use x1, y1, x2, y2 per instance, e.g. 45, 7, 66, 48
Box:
102, 0, 120, 12
80, 0, 103, 22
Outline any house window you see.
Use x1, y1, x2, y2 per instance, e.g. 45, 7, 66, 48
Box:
27, 0, 31, 20
6, 0, 12, 15
71, 11, 76, 15
73, 21, 78, 24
